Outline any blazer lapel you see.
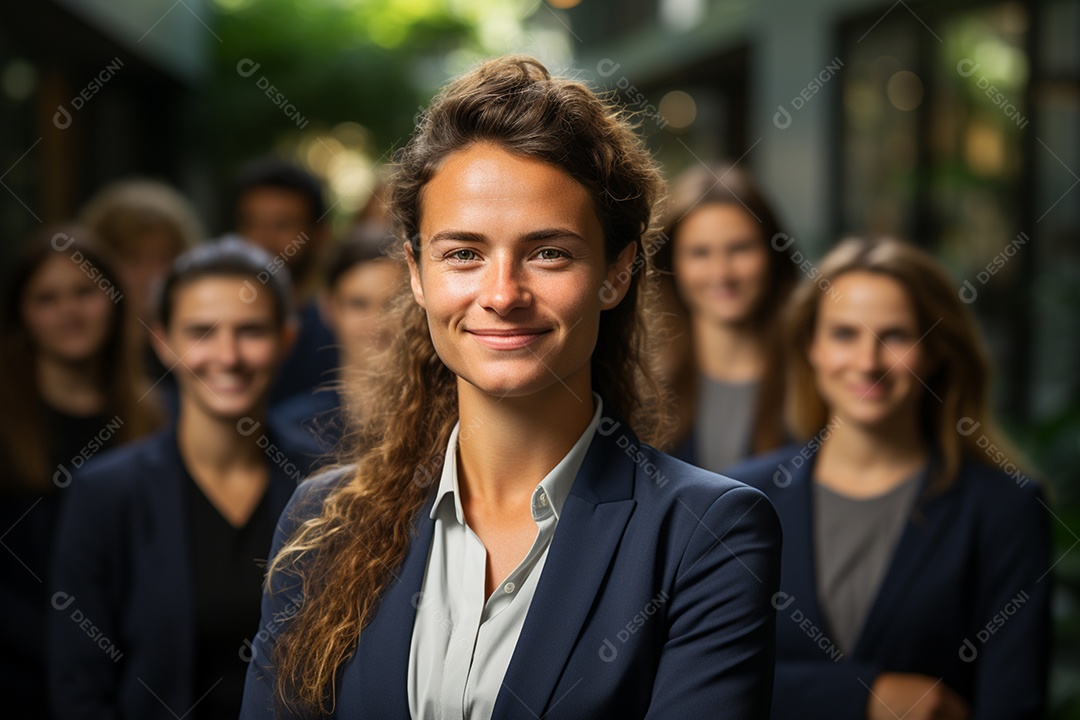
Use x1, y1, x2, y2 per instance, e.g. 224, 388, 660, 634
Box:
851, 473, 959, 657
776, 453, 835, 641
141, 430, 197, 708
491, 421, 637, 720
348, 489, 438, 719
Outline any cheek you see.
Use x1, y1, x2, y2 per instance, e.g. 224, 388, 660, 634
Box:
244, 339, 284, 367
735, 251, 769, 285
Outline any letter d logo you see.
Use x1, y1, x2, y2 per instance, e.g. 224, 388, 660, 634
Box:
771, 592, 795, 611
598, 638, 618, 662
773, 464, 793, 488
239, 279, 259, 304
53, 105, 72, 129
53, 464, 73, 488
958, 279, 978, 304
958, 638, 978, 662
773, 104, 792, 130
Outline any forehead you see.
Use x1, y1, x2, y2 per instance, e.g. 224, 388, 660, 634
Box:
677, 203, 762, 243
418, 143, 601, 240
238, 187, 311, 219
819, 271, 918, 324
28, 254, 97, 288
334, 260, 403, 295
172, 275, 276, 319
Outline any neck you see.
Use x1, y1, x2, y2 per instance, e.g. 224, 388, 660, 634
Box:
815, 412, 928, 495
456, 375, 594, 513
691, 314, 762, 382
37, 355, 106, 415
177, 401, 265, 477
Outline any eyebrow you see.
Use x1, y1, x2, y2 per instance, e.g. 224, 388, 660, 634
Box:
427, 228, 588, 245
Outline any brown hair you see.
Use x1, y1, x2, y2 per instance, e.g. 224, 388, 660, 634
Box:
80, 179, 202, 257
0, 225, 161, 492
784, 236, 1030, 493
655, 163, 798, 455
266, 54, 673, 714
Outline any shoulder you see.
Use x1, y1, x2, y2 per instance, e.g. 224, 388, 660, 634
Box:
723, 444, 805, 493
953, 455, 1048, 525
276, 464, 354, 529
628, 443, 781, 536
67, 429, 174, 500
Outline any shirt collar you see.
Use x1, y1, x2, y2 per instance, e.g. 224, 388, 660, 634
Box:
430, 392, 605, 526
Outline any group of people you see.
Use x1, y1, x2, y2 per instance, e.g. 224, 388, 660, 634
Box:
0, 53, 1050, 719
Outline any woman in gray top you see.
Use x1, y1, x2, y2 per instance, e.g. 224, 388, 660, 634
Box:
728, 237, 1051, 719
654, 165, 798, 471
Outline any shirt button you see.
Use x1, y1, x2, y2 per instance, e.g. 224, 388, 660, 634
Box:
504, 581, 516, 594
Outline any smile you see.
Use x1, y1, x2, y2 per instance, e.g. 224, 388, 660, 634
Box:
467, 328, 552, 350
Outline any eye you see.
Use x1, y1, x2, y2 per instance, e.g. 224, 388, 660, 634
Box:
829, 326, 856, 340
535, 247, 569, 262
447, 248, 480, 263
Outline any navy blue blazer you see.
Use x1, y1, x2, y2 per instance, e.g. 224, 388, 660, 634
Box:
726, 444, 1052, 720
47, 420, 323, 720
240, 416, 783, 719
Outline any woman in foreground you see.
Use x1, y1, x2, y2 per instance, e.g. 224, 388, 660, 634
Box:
240, 55, 782, 720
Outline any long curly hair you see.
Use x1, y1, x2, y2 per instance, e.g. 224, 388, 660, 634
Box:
265, 54, 674, 715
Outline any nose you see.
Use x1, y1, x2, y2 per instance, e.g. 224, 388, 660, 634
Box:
856, 334, 886, 374
213, 331, 242, 368
478, 256, 532, 316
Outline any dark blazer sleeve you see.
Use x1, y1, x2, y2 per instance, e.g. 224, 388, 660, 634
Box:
239, 468, 349, 720
47, 468, 126, 720
646, 485, 782, 719
968, 479, 1052, 719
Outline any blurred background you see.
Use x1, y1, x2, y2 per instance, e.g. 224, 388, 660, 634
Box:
1, 0, 1077, 714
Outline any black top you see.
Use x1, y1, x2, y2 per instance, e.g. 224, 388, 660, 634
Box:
184, 467, 277, 720
0, 403, 119, 719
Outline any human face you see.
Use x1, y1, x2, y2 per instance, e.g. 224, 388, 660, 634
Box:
21, 255, 114, 365
808, 271, 930, 431
325, 259, 403, 367
155, 276, 288, 422
406, 143, 635, 401
673, 203, 769, 326
236, 188, 314, 271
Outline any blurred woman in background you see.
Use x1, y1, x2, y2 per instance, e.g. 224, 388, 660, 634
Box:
80, 178, 204, 417
48, 238, 321, 720
0, 226, 159, 718
80, 178, 203, 325
272, 221, 404, 453
729, 237, 1051, 720
654, 164, 797, 471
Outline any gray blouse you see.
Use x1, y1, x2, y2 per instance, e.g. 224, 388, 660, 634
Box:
695, 376, 759, 473
812, 467, 924, 655
406, 393, 604, 720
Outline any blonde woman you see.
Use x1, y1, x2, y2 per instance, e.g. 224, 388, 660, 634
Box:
729, 238, 1051, 720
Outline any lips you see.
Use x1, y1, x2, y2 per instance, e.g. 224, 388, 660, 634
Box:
467, 328, 551, 350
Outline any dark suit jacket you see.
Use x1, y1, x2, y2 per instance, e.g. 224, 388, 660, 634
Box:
47, 421, 323, 720
240, 416, 783, 719
726, 444, 1052, 720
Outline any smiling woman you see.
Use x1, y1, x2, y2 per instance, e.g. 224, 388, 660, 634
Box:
239, 55, 782, 720
728, 237, 1052, 720
48, 238, 324, 720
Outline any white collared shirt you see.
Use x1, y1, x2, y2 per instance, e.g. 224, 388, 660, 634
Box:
407, 393, 604, 720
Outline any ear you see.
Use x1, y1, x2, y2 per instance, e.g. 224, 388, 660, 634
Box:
599, 241, 639, 310
279, 318, 299, 357
148, 323, 176, 367
316, 288, 335, 333
405, 240, 426, 309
